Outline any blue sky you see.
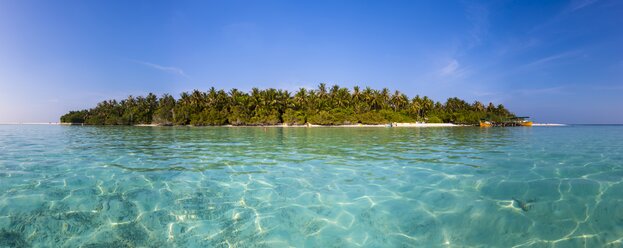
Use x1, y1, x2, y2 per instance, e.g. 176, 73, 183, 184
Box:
0, 0, 621, 123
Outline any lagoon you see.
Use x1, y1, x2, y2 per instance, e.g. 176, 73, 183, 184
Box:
1, 125, 622, 247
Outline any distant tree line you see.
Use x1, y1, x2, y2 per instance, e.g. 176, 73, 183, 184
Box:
60, 84, 515, 125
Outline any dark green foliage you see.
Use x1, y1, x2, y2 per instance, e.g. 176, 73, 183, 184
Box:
426, 116, 443, 123
60, 110, 88, 123
308, 109, 357, 125
191, 109, 229, 126
60, 85, 516, 125
282, 109, 306, 125
356, 111, 389, 124
153, 94, 175, 125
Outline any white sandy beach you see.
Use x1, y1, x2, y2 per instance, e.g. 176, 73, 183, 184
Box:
129, 122, 462, 127
229, 123, 461, 128
67, 122, 567, 127
532, 123, 566, 126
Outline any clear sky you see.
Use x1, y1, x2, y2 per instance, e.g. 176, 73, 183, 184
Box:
1, 0, 621, 124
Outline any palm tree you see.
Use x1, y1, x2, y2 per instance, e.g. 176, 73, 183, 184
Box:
473, 101, 485, 112
409, 96, 422, 118
390, 90, 408, 112
293, 88, 308, 111
307, 90, 319, 112
335, 87, 351, 109
486, 102, 496, 113
352, 86, 362, 102
62, 84, 517, 126
175, 92, 192, 124
317, 83, 328, 111
154, 93, 175, 124
352, 86, 364, 113
421, 96, 433, 117
371, 89, 388, 110
190, 90, 205, 112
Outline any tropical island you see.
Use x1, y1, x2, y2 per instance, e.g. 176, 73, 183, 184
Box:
60, 84, 515, 126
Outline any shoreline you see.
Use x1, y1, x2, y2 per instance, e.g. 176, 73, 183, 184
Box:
54, 122, 567, 127
132, 123, 567, 127
532, 123, 566, 126
137, 122, 465, 128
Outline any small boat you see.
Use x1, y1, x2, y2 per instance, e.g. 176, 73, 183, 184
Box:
513, 117, 532, 127
480, 121, 493, 127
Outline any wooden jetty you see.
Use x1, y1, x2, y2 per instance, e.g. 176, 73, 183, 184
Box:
480, 117, 532, 127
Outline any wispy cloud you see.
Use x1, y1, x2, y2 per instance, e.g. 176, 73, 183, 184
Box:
515, 86, 567, 95
440, 60, 460, 76
530, 0, 600, 34
464, 2, 489, 49
132, 60, 189, 78
522, 50, 583, 68
438, 59, 470, 79
432, 2, 487, 82
594, 85, 623, 91
569, 0, 599, 12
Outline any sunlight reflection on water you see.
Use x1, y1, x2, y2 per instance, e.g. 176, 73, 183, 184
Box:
1, 125, 622, 247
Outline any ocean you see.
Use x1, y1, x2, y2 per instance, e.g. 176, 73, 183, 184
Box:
1, 124, 622, 247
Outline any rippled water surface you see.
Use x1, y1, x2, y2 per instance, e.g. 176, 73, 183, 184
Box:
1, 125, 623, 247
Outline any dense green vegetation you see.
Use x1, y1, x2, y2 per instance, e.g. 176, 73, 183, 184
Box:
60, 84, 515, 125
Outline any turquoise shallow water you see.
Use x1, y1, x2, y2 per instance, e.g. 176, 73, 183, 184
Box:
1, 125, 623, 247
